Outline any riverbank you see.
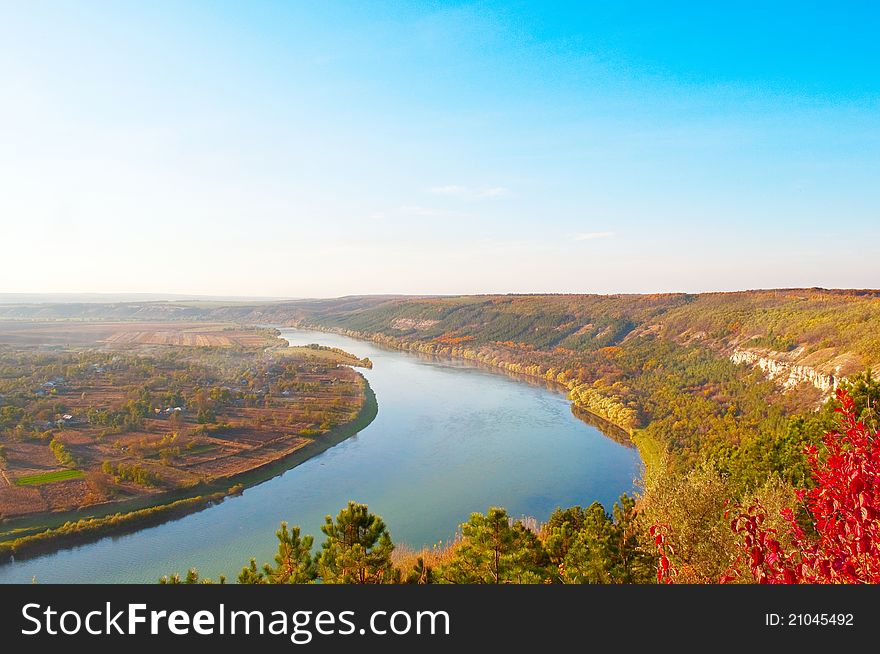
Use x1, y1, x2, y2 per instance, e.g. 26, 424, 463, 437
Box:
286, 322, 659, 475
0, 376, 378, 563
0, 487, 241, 561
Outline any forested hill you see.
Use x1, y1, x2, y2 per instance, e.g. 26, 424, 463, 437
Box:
3, 289, 880, 485
264, 289, 880, 375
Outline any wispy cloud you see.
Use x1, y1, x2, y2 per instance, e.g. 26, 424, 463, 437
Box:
574, 231, 615, 241
476, 186, 509, 198
428, 185, 469, 197
427, 185, 510, 199
398, 205, 468, 218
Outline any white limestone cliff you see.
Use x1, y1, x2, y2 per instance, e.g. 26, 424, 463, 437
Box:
730, 348, 840, 393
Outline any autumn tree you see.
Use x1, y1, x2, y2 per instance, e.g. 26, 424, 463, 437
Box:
641, 462, 739, 583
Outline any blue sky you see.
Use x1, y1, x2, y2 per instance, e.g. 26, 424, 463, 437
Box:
1, 1, 878, 296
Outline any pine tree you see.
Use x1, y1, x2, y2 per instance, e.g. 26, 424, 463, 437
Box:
559, 502, 615, 583
237, 558, 266, 584
609, 494, 656, 583
238, 522, 317, 584
317, 501, 395, 584
546, 495, 655, 584
265, 522, 316, 583
439, 507, 550, 583
403, 556, 434, 584
544, 505, 587, 566
159, 569, 225, 584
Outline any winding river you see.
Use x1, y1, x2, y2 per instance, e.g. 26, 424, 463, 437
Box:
0, 328, 641, 583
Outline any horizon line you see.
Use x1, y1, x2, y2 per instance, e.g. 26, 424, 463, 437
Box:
2, 286, 880, 305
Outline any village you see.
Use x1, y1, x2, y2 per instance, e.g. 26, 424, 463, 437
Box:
0, 323, 372, 526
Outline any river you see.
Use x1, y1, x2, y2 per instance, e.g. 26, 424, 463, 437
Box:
0, 328, 641, 583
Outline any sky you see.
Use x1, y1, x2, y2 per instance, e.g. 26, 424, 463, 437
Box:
1, 1, 878, 297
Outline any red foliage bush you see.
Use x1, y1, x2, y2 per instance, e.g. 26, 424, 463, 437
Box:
649, 524, 678, 584
655, 389, 880, 584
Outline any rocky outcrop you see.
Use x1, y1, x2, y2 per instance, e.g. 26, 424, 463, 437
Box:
730, 348, 840, 393
390, 318, 439, 331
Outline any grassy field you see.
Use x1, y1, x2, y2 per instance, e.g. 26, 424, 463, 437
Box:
0, 321, 282, 348
14, 470, 85, 486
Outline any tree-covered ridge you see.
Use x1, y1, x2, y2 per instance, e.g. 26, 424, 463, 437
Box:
289, 293, 690, 352
659, 290, 880, 371
284, 290, 880, 371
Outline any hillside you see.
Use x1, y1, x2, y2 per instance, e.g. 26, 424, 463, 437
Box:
276, 290, 880, 376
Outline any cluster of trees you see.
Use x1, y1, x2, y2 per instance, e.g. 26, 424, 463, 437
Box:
86, 397, 152, 431
162, 496, 656, 585
0, 406, 25, 430
101, 461, 161, 487
48, 438, 76, 468
569, 384, 638, 433
0, 348, 285, 442
301, 344, 373, 369
163, 501, 396, 585
0, 351, 178, 440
